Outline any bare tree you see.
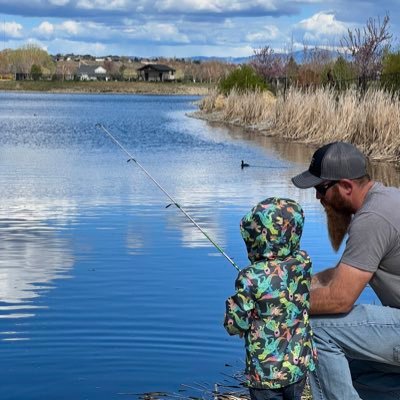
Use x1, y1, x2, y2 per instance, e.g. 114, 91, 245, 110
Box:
196, 60, 233, 83
7, 44, 55, 78
56, 60, 76, 81
0, 50, 11, 74
103, 60, 121, 79
250, 46, 284, 81
341, 14, 392, 86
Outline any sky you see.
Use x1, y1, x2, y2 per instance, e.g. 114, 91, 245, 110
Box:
0, 0, 399, 58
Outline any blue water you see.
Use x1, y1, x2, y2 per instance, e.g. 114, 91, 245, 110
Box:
0, 92, 380, 399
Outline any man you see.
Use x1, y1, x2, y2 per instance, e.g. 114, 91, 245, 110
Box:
291, 141, 400, 400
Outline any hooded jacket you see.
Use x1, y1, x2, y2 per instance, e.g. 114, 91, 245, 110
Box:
224, 197, 316, 389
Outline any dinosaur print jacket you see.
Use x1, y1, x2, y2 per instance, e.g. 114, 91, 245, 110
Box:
224, 197, 317, 389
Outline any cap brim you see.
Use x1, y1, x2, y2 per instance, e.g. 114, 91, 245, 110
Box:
291, 170, 324, 189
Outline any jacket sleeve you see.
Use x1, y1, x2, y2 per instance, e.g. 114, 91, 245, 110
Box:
224, 270, 255, 336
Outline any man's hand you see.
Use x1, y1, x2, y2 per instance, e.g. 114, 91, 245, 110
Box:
310, 262, 373, 314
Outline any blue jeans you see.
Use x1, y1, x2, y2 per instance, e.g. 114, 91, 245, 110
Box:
249, 377, 307, 400
310, 304, 400, 400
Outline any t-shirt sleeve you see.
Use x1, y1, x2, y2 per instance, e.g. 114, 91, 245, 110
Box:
341, 212, 395, 273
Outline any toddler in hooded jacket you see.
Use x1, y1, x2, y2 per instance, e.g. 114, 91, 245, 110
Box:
224, 197, 317, 400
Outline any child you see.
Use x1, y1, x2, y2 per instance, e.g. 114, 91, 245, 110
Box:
224, 197, 317, 400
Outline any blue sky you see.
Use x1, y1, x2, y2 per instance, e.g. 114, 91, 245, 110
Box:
0, 0, 398, 58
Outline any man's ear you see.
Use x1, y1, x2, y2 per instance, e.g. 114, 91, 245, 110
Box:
338, 179, 353, 195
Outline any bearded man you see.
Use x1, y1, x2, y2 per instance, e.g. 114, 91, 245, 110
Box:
292, 141, 400, 400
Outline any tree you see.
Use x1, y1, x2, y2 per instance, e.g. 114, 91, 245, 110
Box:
55, 60, 76, 81
250, 46, 284, 81
7, 44, 55, 77
381, 51, 400, 92
31, 64, 42, 80
317, 56, 357, 89
104, 60, 121, 80
284, 56, 299, 80
0, 50, 11, 75
341, 14, 392, 90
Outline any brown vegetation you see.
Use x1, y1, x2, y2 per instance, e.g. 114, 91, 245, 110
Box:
197, 86, 400, 163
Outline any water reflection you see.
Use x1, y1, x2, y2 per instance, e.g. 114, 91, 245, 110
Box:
0, 205, 74, 325
213, 123, 400, 188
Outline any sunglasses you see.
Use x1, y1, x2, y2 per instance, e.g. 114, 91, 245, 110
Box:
314, 180, 339, 196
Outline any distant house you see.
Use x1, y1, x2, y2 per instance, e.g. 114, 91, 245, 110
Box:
137, 64, 175, 82
76, 65, 109, 81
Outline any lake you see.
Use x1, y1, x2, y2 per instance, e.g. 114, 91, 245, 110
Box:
0, 92, 390, 399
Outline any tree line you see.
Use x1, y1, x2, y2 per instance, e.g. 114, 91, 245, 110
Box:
248, 14, 400, 93
0, 44, 236, 83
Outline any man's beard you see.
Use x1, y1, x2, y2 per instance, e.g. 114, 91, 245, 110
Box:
323, 188, 353, 252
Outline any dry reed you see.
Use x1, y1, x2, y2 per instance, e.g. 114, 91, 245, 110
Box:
200, 87, 400, 162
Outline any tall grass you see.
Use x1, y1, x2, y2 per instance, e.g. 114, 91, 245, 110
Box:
222, 89, 276, 126
200, 87, 400, 162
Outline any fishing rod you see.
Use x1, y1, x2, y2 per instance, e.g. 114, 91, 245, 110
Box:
96, 123, 241, 272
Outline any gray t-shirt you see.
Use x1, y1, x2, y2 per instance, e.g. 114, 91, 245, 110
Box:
341, 182, 400, 308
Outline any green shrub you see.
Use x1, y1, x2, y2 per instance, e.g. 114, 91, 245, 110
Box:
218, 65, 268, 95
31, 64, 43, 81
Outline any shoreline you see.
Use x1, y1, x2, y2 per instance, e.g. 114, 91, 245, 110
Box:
190, 109, 400, 189
190, 109, 277, 138
0, 80, 211, 96
192, 89, 400, 165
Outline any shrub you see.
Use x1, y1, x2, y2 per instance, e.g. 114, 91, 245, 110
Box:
318, 57, 357, 90
218, 65, 268, 95
381, 51, 400, 92
31, 64, 43, 81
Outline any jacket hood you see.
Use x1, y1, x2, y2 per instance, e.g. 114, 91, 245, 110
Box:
240, 197, 304, 262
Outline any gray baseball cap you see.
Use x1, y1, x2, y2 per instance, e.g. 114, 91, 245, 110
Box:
292, 141, 367, 188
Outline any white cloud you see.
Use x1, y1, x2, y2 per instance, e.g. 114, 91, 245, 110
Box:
77, 0, 127, 10
32, 19, 111, 42
123, 22, 190, 43
296, 12, 348, 36
35, 21, 55, 37
48, 38, 107, 55
246, 25, 280, 42
60, 20, 81, 35
155, 43, 254, 58
153, 0, 279, 14
2, 22, 23, 38
154, 0, 221, 13
147, 23, 189, 43
223, 19, 234, 28
48, 0, 70, 5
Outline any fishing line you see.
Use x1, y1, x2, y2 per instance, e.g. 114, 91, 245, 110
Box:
96, 123, 241, 272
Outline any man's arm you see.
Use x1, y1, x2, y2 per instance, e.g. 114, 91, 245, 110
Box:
310, 262, 373, 314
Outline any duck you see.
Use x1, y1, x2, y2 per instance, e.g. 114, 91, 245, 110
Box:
241, 160, 250, 169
